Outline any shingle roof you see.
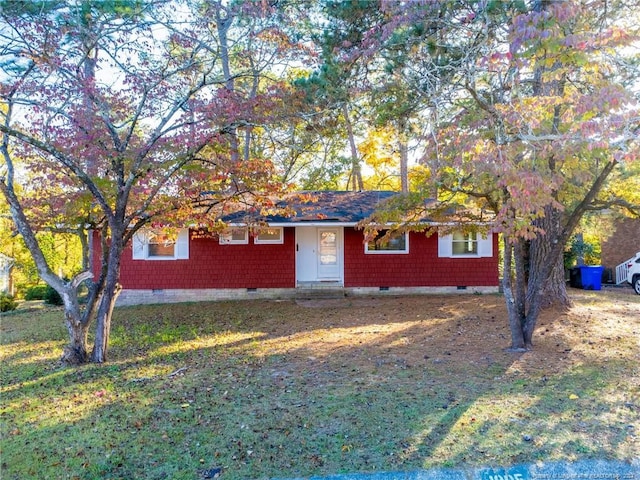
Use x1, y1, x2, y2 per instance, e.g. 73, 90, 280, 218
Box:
222, 191, 398, 225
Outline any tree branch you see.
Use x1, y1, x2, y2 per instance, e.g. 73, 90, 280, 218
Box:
0, 123, 114, 219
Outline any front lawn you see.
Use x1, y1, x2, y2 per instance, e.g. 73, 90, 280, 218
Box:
1, 290, 638, 479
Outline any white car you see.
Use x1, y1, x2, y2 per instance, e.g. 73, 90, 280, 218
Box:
627, 252, 640, 295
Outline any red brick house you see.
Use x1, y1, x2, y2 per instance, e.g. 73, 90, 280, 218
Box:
599, 217, 640, 284
100, 191, 499, 305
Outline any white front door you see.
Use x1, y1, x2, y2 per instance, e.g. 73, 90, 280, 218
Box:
296, 227, 343, 283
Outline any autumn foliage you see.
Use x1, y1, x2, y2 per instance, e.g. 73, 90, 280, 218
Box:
1, 0, 638, 362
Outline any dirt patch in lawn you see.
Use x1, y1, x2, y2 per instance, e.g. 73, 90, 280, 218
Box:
286, 287, 639, 381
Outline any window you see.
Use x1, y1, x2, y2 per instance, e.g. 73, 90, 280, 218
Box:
219, 227, 248, 244
319, 230, 338, 264
365, 230, 409, 254
438, 231, 493, 258
452, 232, 478, 255
132, 229, 189, 260
148, 232, 176, 258
254, 227, 283, 244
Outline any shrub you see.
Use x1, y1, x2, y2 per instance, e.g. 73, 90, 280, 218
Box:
0, 292, 18, 312
24, 285, 48, 301
44, 285, 63, 306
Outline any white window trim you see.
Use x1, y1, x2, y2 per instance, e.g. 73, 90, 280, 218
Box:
132, 228, 189, 260
219, 227, 249, 245
254, 227, 284, 244
438, 232, 493, 258
365, 231, 410, 255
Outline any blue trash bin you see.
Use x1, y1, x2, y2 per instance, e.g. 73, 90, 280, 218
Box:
579, 265, 603, 290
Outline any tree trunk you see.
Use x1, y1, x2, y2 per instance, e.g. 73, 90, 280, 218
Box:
503, 237, 526, 351
527, 206, 572, 309
504, 233, 554, 351
90, 281, 121, 363
61, 309, 90, 365
533, 251, 571, 309
59, 272, 95, 365
514, 239, 527, 321
343, 104, 363, 191
90, 232, 124, 363
502, 205, 570, 351
522, 278, 544, 348
399, 137, 409, 193
216, 4, 241, 164
398, 117, 409, 193
504, 235, 532, 351
79, 227, 90, 272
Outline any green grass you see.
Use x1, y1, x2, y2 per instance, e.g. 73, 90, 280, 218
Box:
1, 292, 638, 479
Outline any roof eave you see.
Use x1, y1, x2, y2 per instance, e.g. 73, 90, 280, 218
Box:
225, 220, 443, 228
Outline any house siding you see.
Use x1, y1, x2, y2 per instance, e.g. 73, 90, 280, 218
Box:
344, 229, 499, 288
94, 226, 499, 305
115, 228, 296, 290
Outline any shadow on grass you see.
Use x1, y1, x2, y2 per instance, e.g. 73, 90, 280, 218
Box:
3, 359, 635, 479
1, 295, 638, 479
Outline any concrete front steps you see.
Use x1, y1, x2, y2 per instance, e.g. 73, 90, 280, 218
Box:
295, 281, 346, 300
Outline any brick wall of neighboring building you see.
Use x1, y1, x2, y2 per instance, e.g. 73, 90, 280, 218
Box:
600, 217, 640, 269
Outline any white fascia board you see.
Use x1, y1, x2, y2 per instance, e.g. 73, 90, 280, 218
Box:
251, 222, 358, 227
435, 221, 495, 227
227, 221, 446, 228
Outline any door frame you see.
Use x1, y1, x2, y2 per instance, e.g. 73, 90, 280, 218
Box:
295, 226, 344, 285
